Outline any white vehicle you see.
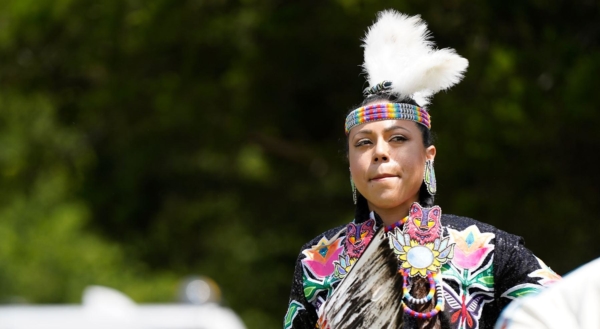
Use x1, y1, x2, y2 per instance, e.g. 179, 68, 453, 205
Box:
0, 278, 246, 329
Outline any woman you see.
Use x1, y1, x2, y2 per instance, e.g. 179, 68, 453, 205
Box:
284, 10, 559, 329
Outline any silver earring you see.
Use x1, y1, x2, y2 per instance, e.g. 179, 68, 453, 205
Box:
350, 170, 357, 204
424, 159, 437, 195
350, 176, 357, 204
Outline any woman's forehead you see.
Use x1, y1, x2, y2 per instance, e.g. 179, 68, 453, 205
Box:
349, 119, 417, 136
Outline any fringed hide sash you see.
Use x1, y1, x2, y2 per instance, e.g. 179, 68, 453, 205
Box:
318, 228, 404, 329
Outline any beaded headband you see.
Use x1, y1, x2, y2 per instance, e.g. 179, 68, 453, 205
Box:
344, 103, 431, 135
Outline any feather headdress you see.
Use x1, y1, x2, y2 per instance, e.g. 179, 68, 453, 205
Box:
362, 10, 468, 105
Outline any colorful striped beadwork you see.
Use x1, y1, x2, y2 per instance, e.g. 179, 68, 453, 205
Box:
384, 216, 408, 233
398, 270, 444, 319
400, 270, 437, 304
344, 103, 431, 134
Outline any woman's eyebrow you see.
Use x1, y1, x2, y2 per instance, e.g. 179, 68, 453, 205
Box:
353, 129, 373, 136
384, 125, 410, 133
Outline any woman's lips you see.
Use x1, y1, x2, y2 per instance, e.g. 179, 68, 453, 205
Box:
370, 174, 398, 181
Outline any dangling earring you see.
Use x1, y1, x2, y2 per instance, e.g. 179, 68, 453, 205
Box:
350, 170, 357, 204
424, 159, 437, 195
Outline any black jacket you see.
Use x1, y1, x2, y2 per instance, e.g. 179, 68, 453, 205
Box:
284, 213, 559, 329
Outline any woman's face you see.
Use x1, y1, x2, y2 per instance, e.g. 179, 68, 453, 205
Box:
348, 117, 436, 213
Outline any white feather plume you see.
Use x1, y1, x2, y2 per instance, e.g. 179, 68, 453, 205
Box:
362, 10, 469, 105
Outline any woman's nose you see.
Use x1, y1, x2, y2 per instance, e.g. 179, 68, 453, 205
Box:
373, 142, 389, 162
373, 154, 389, 162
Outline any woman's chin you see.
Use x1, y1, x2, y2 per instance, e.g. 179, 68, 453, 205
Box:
365, 193, 405, 209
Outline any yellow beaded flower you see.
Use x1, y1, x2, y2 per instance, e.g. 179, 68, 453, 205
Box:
389, 227, 454, 277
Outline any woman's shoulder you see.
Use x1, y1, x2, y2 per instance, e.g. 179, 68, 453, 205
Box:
442, 213, 496, 231
442, 213, 524, 245
298, 223, 348, 252
299, 214, 382, 252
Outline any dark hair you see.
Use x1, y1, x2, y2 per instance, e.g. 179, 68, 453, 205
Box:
346, 94, 435, 222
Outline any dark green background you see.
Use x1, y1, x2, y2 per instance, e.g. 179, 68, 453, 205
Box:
0, 0, 598, 328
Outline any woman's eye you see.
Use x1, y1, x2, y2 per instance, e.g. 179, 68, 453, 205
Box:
390, 135, 407, 142
355, 139, 371, 147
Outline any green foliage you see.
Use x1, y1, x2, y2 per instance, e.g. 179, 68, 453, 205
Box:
0, 1, 598, 329
0, 92, 177, 303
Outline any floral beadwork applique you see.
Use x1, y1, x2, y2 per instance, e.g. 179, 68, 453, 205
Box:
333, 253, 355, 279
283, 300, 305, 329
442, 225, 496, 329
501, 257, 561, 300
448, 225, 495, 270
442, 258, 495, 329
501, 283, 543, 300
302, 270, 338, 303
301, 235, 344, 278
529, 257, 561, 286
443, 257, 495, 293
301, 233, 345, 304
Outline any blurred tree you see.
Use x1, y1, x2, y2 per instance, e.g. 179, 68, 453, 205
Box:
0, 0, 598, 329
0, 92, 177, 303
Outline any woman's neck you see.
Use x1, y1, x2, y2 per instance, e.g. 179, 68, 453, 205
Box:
367, 199, 417, 226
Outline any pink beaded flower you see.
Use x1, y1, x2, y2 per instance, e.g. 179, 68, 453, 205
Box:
448, 225, 495, 270
301, 236, 344, 278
